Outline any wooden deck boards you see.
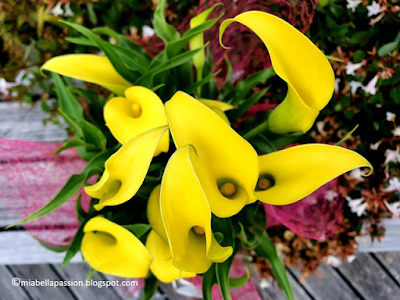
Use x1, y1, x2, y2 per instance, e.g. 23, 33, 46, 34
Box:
1, 100, 400, 299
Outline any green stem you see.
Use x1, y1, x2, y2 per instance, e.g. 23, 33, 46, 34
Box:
243, 120, 269, 140
196, 66, 203, 96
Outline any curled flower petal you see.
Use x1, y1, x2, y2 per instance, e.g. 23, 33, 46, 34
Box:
161, 145, 233, 273
220, 12, 335, 133
255, 144, 373, 205
82, 216, 151, 278
147, 185, 168, 241
199, 99, 235, 111
85, 126, 168, 210
41, 54, 131, 96
104, 86, 169, 156
146, 230, 196, 283
165, 92, 258, 218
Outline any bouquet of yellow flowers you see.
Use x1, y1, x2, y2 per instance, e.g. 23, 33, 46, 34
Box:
10, 1, 372, 299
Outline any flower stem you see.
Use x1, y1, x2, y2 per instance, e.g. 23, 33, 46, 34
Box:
243, 120, 269, 140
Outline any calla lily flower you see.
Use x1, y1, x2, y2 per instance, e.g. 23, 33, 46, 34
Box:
146, 230, 197, 283
82, 216, 152, 278
104, 86, 169, 156
41, 54, 131, 96
160, 145, 233, 273
220, 11, 335, 133
85, 126, 168, 210
199, 99, 234, 124
255, 144, 373, 205
165, 91, 258, 218
147, 185, 168, 241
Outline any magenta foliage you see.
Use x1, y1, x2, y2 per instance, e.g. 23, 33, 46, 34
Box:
264, 179, 344, 241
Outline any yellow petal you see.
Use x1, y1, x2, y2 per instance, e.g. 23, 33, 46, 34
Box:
85, 126, 168, 210
147, 185, 168, 241
146, 230, 196, 283
199, 99, 235, 111
41, 54, 132, 96
104, 86, 169, 156
220, 12, 335, 133
165, 92, 258, 218
160, 145, 233, 274
82, 216, 152, 278
255, 144, 373, 205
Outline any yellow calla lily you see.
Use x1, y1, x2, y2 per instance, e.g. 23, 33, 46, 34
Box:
160, 145, 233, 273
82, 216, 152, 278
41, 54, 131, 96
255, 144, 373, 205
104, 86, 169, 156
199, 99, 235, 112
165, 91, 258, 218
220, 12, 335, 133
146, 230, 196, 283
147, 185, 168, 241
85, 126, 168, 210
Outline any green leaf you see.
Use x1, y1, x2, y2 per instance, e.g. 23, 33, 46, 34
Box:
336, 124, 359, 146
183, 70, 221, 95
153, 0, 180, 43
76, 193, 87, 225
52, 73, 83, 119
378, 40, 399, 57
229, 267, 250, 288
92, 27, 121, 44
229, 87, 270, 123
62, 224, 85, 268
216, 239, 240, 300
122, 224, 152, 238
236, 202, 266, 249
255, 231, 294, 300
62, 21, 138, 83
87, 267, 96, 281
202, 264, 218, 300
35, 238, 70, 253
87, 3, 98, 25
54, 139, 86, 155
141, 273, 158, 300
250, 135, 277, 154
390, 85, 400, 104
65, 37, 96, 47
135, 48, 203, 87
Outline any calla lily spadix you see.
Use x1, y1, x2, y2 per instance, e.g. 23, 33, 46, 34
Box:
165, 91, 258, 218
255, 144, 373, 205
104, 86, 169, 156
82, 216, 152, 278
85, 126, 168, 210
220, 11, 335, 134
41, 54, 132, 96
160, 145, 233, 273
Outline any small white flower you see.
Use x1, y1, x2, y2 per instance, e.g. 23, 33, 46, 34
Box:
347, 255, 357, 263
11, 91, 18, 97
370, 140, 382, 150
325, 190, 339, 202
0, 78, 17, 95
346, 196, 367, 217
384, 200, 400, 218
384, 177, 400, 192
362, 75, 378, 95
324, 255, 342, 267
349, 169, 365, 181
367, 1, 383, 17
348, 81, 364, 95
64, 3, 74, 17
385, 148, 400, 164
142, 25, 155, 39
334, 78, 341, 94
386, 112, 396, 122
15, 70, 34, 87
381, 70, 392, 79
393, 127, 400, 136
51, 2, 64, 16
347, 0, 362, 13
346, 61, 364, 75
259, 279, 271, 289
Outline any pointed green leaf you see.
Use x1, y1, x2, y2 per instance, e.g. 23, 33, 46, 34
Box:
202, 264, 218, 300
141, 273, 158, 300
54, 139, 86, 155
52, 73, 83, 119
122, 224, 152, 238
62, 223, 85, 268
153, 0, 180, 43
229, 267, 250, 288
183, 70, 221, 95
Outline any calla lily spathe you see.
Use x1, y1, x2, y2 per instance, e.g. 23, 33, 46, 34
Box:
104, 86, 169, 156
166, 91, 258, 218
255, 144, 373, 205
81, 216, 152, 278
160, 145, 233, 273
84, 126, 168, 210
220, 11, 335, 134
41, 54, 131, 96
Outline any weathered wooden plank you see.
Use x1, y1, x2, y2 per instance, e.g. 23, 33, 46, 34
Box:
0, 231, 81, 265
53, 263, 124, 300
357, 218, 400, 252
248, 263, 312, 300
337, 252, 400, 300
373, 252, 400, 285
289, 263, 360, 300
0, 266, 30, 300
7, 264, 76, 300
